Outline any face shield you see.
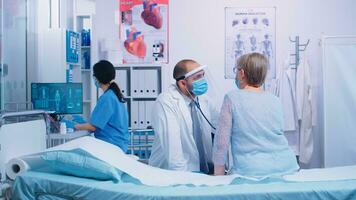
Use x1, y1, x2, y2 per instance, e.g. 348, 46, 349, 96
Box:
179, 65, 207, 96
175, 65, 208, 96
175, 64, 222, 107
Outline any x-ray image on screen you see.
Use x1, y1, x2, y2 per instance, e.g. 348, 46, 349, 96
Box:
31, 83, 83, 114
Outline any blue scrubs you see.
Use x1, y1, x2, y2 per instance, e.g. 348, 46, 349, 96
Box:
90, 89, 129, 152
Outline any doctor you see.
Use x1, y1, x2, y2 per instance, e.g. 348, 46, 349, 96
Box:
75, 60, 129, 152
149, 59, 218, 174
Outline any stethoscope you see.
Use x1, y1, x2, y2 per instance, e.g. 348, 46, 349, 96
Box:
176, 67, 217, 131
191, 98, 217, 130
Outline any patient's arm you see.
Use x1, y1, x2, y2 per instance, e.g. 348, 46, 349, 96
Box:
213, 95, 233, 175
75, 123, 96, 132
214, 165, 225, 175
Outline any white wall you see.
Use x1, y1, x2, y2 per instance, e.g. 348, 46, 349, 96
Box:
93, 0, 356, 168
167, 0, 356, 168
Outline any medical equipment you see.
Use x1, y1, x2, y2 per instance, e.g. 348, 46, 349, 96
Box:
175, 65, 217, 130
10, 136, 356, 199
185, 90, 217, 130
0, 110, 47, 181
45, 128, 153, 162
192, 98, 216, 130
59, 122, 67, 134
12, 171, 356, 200
31, 83, 83, 114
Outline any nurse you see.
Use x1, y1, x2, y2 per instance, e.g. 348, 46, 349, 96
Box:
75, 60, 129, 152
213, 53, 299, 177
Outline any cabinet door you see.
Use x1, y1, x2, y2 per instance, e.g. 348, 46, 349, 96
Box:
131, 100, 139, 129
131, 70, 140, 97
115, 69, 128, 96
323, 36, 356, 167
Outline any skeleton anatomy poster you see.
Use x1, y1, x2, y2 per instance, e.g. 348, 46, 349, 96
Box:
120, 0, 169, 64
225, 7, 276, 79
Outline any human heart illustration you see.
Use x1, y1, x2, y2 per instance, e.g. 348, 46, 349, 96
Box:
141, 0, 163, 29
124, 29, 147, 58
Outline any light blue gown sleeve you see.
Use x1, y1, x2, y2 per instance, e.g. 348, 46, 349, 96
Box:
213, 95, 233, 166
90, 98, 113, 130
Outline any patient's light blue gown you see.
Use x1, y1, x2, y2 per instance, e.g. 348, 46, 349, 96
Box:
213, 89, 299, 177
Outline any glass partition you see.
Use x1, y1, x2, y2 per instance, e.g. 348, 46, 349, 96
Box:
0, 0, 28, 111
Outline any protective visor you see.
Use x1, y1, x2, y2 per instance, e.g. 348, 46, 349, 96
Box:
175, 65, 207, 81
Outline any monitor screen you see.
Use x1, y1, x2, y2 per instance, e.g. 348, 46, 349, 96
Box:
31, 83, 83, 114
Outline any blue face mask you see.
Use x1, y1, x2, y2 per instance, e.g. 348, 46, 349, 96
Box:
93, 77, 100, 88
191, 79, 208, 96
235, 79, 240, 89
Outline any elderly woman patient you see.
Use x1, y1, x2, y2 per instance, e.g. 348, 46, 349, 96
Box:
213, 53, 299, 177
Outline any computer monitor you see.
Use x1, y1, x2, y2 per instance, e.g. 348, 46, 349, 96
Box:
31, 83, 83, 114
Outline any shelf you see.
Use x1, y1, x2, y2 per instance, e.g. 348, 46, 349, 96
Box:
115, 66, 131, 70
132, 97, 158, 100
81, 46, 91, 49
68, 62, 81, 66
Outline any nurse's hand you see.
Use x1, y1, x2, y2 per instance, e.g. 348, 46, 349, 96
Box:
74, 123, 96, 132
74, 124, 80, 130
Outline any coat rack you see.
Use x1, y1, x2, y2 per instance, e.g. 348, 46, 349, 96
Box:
289, 36, 310, 69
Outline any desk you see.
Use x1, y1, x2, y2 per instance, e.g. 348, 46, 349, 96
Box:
46, 131, 91, 148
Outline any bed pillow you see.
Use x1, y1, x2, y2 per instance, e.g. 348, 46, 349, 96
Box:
41, 149, 121, 183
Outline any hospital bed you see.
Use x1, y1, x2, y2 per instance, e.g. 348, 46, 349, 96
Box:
0, 110, 47, 181
47, 128, 154, 161
11, 168, 356, 200
9, 136, 356, 200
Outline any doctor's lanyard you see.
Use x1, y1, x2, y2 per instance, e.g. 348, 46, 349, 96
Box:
193, 98, 217, 130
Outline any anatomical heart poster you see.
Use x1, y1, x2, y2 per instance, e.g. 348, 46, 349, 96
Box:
120, 0, 169, 64
225, 7, 276, 79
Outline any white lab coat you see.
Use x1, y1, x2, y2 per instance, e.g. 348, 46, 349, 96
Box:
296, 53, 315, 164
149, 84, 218, 171
276, 58, 300, 155
276, 59, 299, 132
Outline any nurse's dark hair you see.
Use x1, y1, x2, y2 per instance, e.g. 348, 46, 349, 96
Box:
93, 60, 125, 103
236, 53, 268, 87
173, 59, 198, 81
